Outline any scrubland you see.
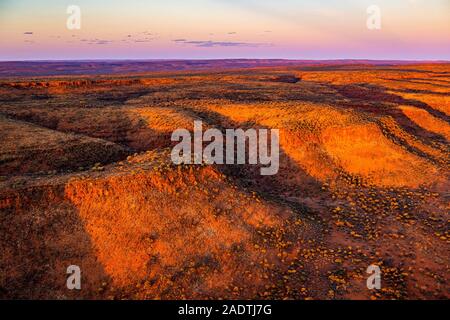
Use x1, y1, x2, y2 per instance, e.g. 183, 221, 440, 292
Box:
0, 63, 448, 299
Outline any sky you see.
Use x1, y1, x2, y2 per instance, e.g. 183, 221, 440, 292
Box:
0, 0, 449, 61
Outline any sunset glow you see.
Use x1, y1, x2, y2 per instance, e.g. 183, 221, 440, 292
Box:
0, 0, 449, 60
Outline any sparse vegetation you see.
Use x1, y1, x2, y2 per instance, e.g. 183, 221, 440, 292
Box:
0, 63, 448, 300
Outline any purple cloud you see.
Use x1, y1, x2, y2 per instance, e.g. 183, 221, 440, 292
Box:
174, 39, 270, 48
82, 38, 114, 45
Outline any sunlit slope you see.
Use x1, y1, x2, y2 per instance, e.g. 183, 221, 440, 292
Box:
1, 151, 320, 299
198, 102, 445, 188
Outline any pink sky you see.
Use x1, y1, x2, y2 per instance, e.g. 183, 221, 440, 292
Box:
0, 0, 449, 60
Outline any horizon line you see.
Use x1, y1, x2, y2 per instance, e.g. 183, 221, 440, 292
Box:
1, 58, 449, 63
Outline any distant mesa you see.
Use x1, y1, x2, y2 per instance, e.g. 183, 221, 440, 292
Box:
266, 74, 301, 84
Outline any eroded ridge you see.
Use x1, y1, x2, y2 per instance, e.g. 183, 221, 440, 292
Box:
0, 63, 449, 299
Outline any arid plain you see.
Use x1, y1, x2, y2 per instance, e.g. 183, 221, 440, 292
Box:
0, 62, 448, 299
